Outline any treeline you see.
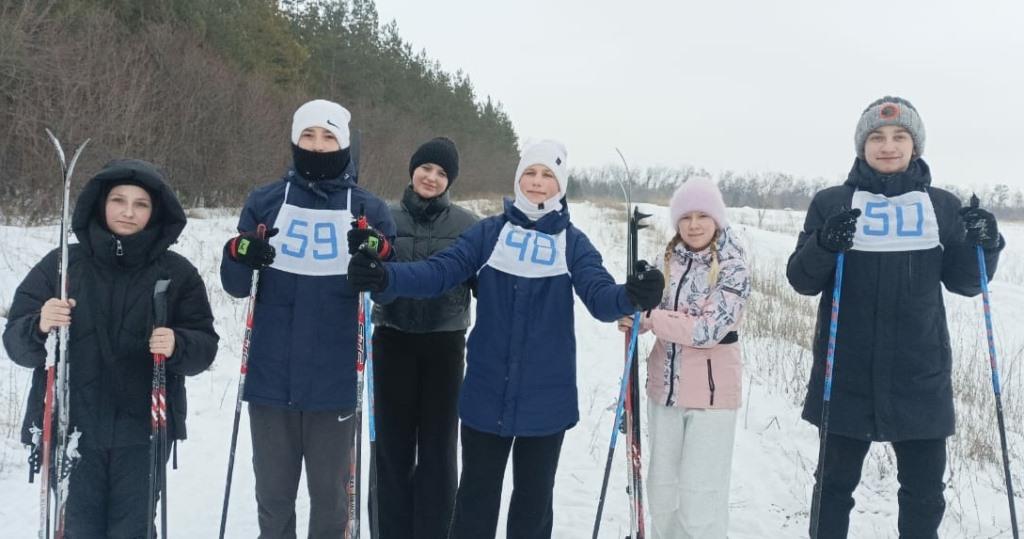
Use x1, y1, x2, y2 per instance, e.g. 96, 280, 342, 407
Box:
571, 166, 1024, 219
0, 0, 519, 223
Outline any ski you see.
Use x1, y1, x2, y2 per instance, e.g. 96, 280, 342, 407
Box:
365, 293, 380, 538
592, 150, 649, 538
38, 130, 88, 539
347, 209, 371, 539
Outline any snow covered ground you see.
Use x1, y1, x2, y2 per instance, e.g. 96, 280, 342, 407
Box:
0, 200, 1021, 537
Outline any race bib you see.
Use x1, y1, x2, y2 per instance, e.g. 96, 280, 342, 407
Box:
269, 186, 354, 276
485, 222, 569, 278
851, 190, 940, 252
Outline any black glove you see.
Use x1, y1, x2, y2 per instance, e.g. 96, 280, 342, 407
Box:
960, 196, 1000, 250
347, 246, 389, 292
625, 261, 664, 311
817, 208, 862, 253
347, 226, 393, 260
226, 227, 278, 269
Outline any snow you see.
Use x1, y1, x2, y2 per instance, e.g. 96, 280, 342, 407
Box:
1, 201, 1021, 538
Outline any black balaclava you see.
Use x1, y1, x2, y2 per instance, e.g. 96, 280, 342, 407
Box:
292, 144, 351, 182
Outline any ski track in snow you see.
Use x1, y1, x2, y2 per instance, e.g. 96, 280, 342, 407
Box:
0, 203, 1021, 538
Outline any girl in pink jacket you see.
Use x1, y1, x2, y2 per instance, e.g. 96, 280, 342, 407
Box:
620, 176, 751, 538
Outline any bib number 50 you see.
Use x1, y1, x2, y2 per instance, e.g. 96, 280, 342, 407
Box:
862, 201, 924, 237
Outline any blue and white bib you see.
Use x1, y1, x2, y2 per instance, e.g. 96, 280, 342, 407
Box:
269, 184, 354, 276
851, 190, 941, 253
484, 222, 569, 278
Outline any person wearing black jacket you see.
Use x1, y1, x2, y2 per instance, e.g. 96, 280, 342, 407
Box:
787, 96, 1004, 538
368, 137, 478, 538
3, 159, 219, 537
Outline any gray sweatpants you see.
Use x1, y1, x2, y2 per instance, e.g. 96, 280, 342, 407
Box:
249, 403, 356, 539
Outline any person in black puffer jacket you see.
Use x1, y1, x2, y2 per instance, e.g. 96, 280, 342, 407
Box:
3, 158, 219, 537
788, 96, 1004, 539
368, 137, 479, 539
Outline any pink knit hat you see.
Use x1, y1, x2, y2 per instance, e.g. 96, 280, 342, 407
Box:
669, 176, 728, 229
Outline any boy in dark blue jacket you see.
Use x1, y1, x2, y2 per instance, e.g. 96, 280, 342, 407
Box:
220, 99, 396, 537
347, 140, 664, 538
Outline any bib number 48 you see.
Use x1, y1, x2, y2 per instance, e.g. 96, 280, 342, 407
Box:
505, 229, 557, 266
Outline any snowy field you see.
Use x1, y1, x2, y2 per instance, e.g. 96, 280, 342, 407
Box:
0, 200, 1021, 538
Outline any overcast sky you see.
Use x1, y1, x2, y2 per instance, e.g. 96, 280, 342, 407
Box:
372, 0, 1024, 189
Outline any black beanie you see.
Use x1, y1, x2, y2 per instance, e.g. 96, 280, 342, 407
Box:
409, 137, 459, 185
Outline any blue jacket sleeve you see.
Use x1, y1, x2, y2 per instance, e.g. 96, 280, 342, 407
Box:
385, 221, 486, 299
220, 192, 262, 299
367, 196, 399, 304
568, 229, 634, 322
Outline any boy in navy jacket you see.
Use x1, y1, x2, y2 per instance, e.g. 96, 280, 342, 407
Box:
221, 99, 396, 537
347, 140, 663, 538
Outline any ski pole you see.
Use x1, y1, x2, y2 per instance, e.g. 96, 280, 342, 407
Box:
969, 195, 1019, 538
148, 279, 171, 539
810, 252, 845, 539
219, 224, 267, 539
593, 312, 643, 538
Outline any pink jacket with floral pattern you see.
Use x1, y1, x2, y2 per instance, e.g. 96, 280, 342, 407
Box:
641, 227, 751, 410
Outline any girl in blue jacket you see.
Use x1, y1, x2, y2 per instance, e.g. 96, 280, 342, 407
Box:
347, 140, 664, 538
220, 99, 396, 538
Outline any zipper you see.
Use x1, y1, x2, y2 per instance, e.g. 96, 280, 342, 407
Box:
665, 257, 694, 406
706, 358, 716, 406
115, 237, 124, 257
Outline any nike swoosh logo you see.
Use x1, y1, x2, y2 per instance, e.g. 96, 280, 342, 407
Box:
338, 413, 354, 422
327, 119, 340, 129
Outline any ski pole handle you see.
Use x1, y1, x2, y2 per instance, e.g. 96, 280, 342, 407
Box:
153, 279, 171, 328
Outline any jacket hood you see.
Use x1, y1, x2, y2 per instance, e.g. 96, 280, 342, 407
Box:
72, 159, 186, 259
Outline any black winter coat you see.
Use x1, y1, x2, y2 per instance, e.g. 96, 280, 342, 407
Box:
373, 186, 479, 333
3, 159, 218, 448
787, 159, 1003, 442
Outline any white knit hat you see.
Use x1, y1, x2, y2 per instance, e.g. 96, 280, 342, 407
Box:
513, 139, 569, 220
291, 99, 352, 149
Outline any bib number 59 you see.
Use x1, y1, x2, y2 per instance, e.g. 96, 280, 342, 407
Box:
281, 219, 339, 259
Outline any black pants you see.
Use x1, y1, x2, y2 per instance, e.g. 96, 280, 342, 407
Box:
449, 425, 565, 539
65, 444, 159, 539
249, 403, 356, 539
810, 433, 947, 538
369, 327, 465, 539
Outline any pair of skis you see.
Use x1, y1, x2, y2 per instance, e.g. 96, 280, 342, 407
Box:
593, 151, 649, 538
31, 130, 88, 539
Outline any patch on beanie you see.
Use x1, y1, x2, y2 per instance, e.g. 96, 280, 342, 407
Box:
879, 103, 900, 120
555, 157, 562, 166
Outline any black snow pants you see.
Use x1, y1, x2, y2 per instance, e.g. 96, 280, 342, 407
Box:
368, 326, 465, 539
810, 432, 946, 538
